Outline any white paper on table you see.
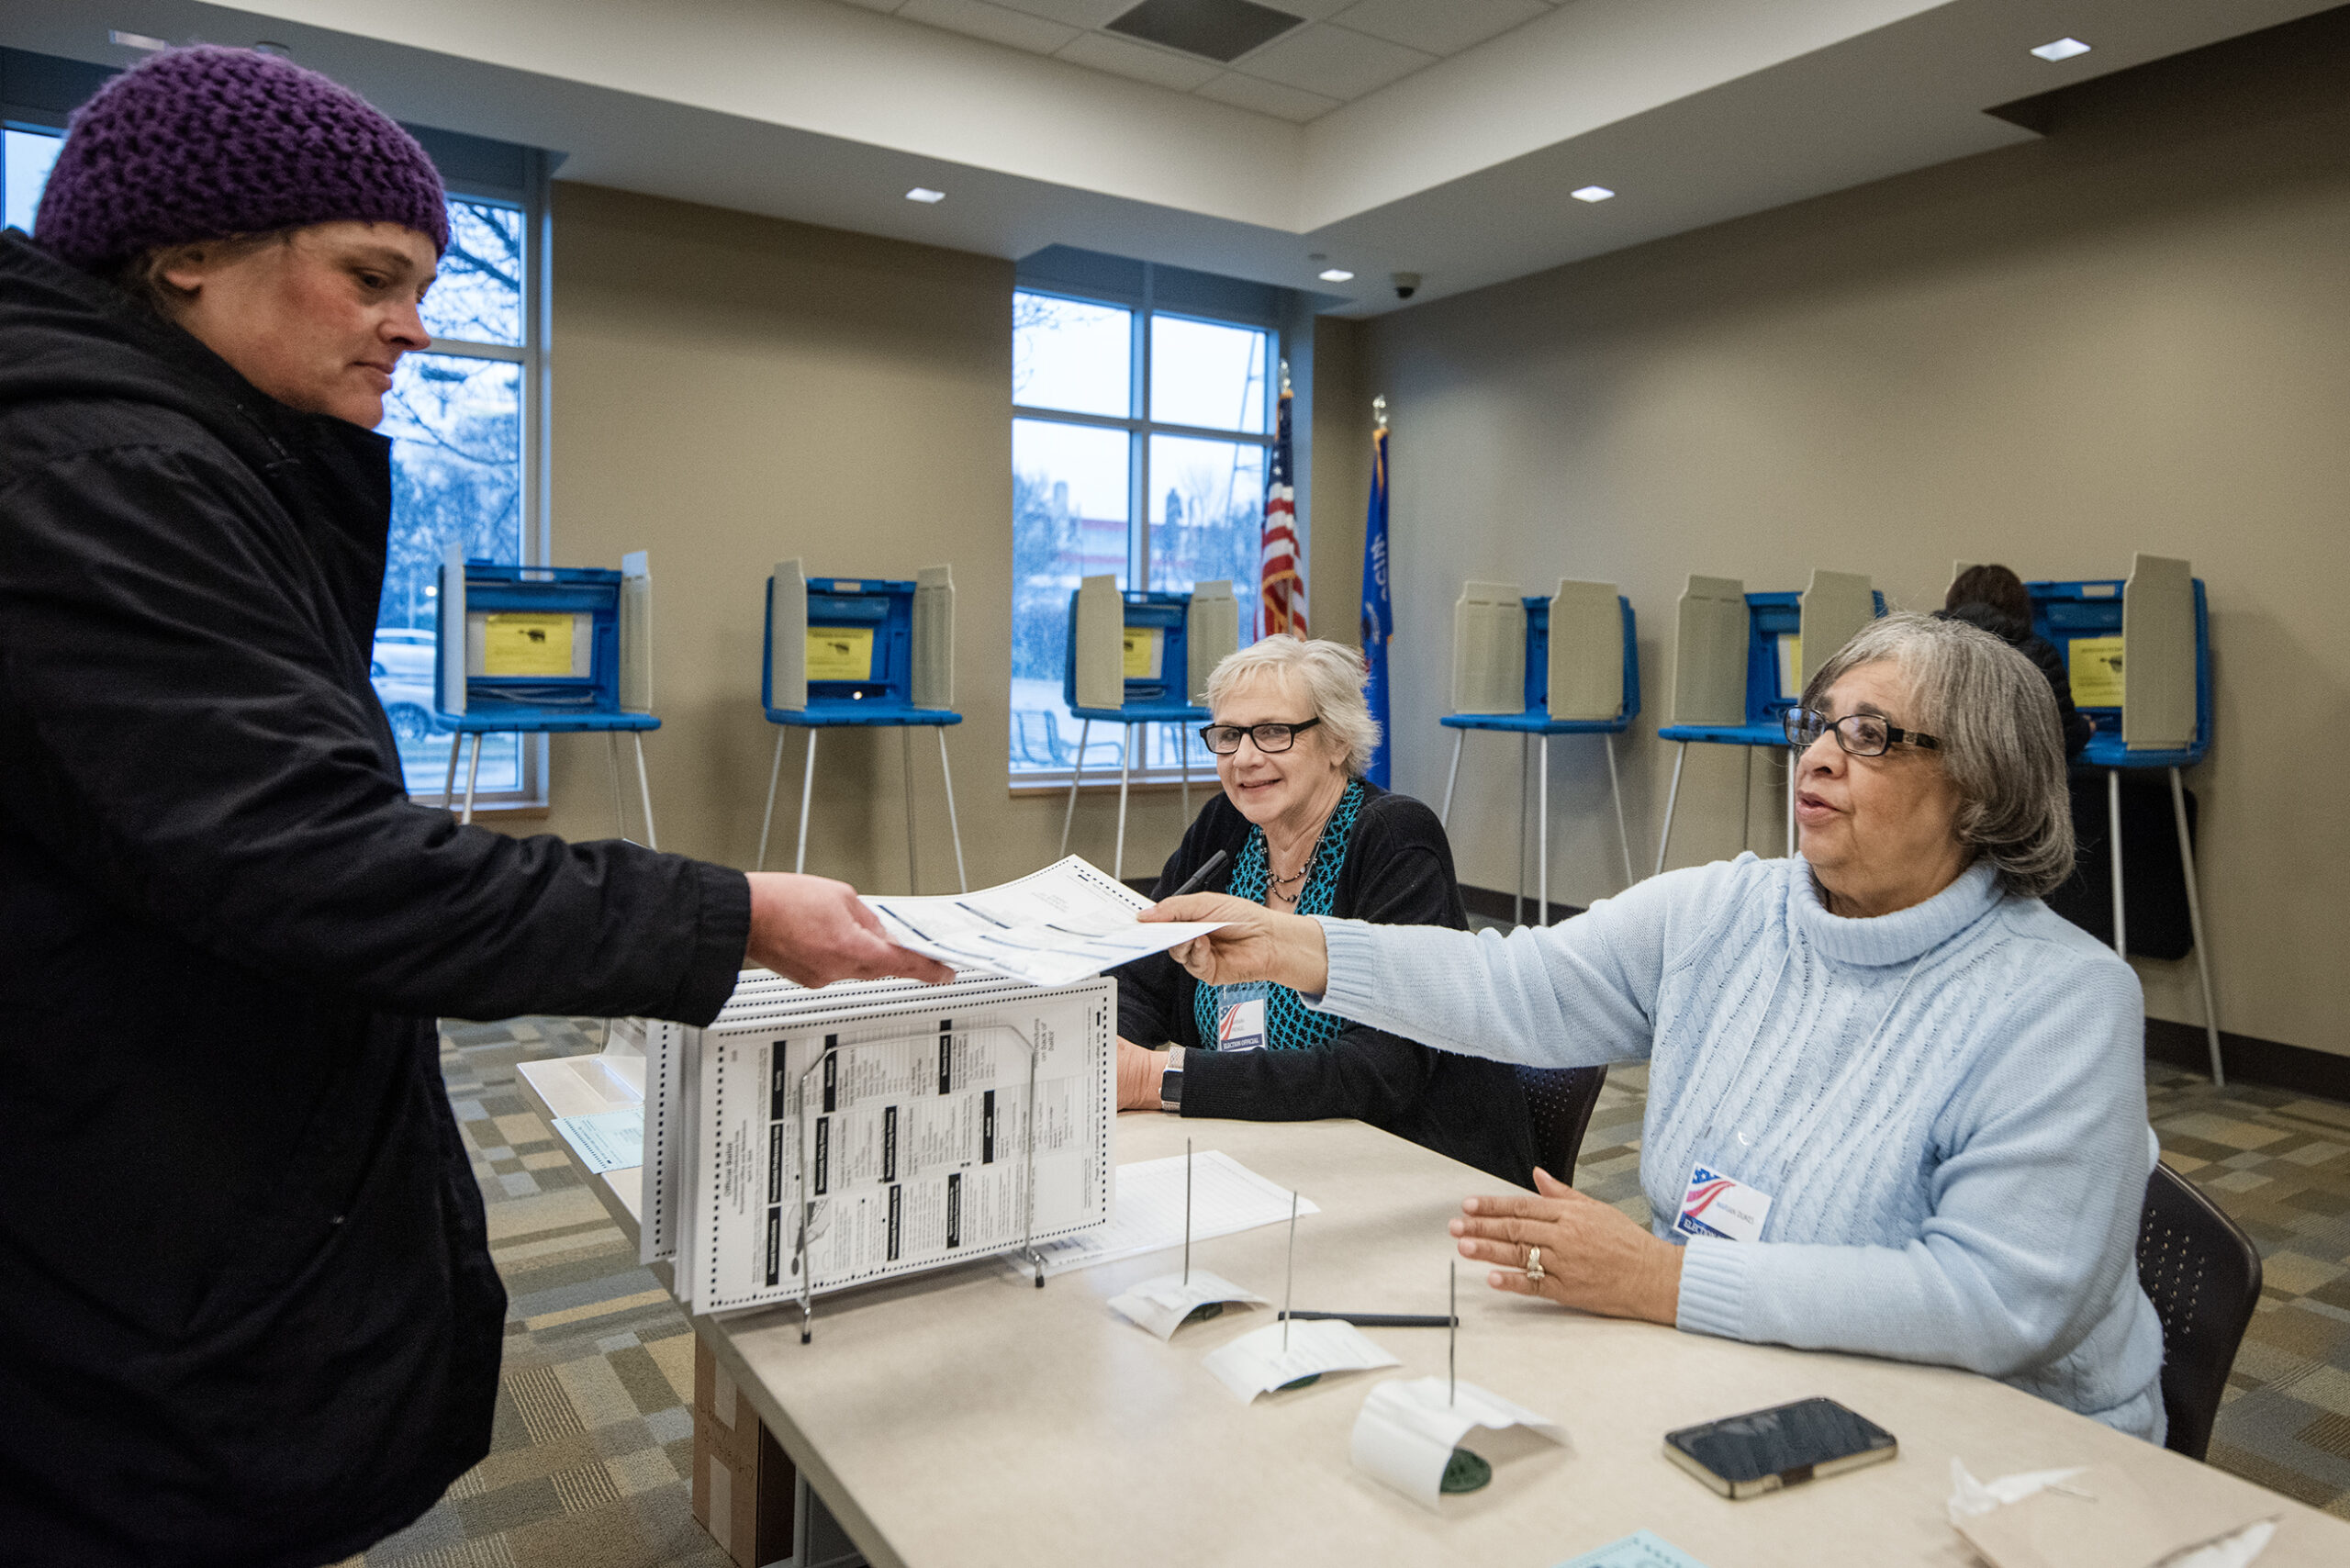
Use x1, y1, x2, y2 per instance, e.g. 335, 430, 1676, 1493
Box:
1947, 1460, 2279, 1568
1007, 1149, 1320, 1278
1203, 1318, 1398, 1402
865, 856, 1225, 988
1947, 1459, 2094, 1523
1108, 1271, 1264, 1340
550, 1106, 643, 1174
1350, 1376, 1568, 1510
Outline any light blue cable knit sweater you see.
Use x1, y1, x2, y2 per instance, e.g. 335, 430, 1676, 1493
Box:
1314, 853, 2167, 1440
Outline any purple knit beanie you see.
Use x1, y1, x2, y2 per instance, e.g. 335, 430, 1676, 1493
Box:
34, 45, 447, 273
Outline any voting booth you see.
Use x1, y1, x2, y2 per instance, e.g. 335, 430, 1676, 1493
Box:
1653, 569, 1882, 874
433, 544, 661, 841
2005, 554, 2221, 1083
1057, 576, 1241, 882
755, 561, 965, 893
1437, 579, 1641, 924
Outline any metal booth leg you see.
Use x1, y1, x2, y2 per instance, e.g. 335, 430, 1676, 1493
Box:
1538, 734, 1550, 928
1440, 728, 1465, 830
1654, 743, 1688, 879
1060, 719, 1091, 857
795, 730, 818, 875
2171, 767, 2224, 1086
901, 727, 918, 896
1740, 746, 1753, 855
1178, 725, 1190, 823
606, 733, 624, 834
2108, 769, 2126, 960
1605, 734, 1633, 889
938, 728, 968, 894
1114, 725, 1134, 884
440, 732, 463, 813
460, 732, 485, 824
755, 727, 788, 872
1785, 746, 1796, 859
632, 732, 658, 851
1516, 734, 1529, 927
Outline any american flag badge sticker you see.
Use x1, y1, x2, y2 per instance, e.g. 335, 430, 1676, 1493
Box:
1675, 1163, 1774, 1244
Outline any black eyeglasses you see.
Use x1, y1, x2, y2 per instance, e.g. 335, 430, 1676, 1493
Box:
1782, 707, 1940, 757
1198, 716, 1323, 756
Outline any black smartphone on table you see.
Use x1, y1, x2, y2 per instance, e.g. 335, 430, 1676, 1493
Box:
1663, 1397, 1897, 1498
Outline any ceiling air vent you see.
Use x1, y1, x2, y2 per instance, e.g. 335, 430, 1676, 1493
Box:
1104, 0, 1305, 64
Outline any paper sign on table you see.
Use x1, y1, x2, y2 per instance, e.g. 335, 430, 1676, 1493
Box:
1350, 1376, 1568, 1510
550, 1106, 643, 1174
1202, 1317, 1397, 1402
1551, 1531, 1716, 1568
1948, 1460, 2278, 1568
1012, 1150, 1319, 1278
865, 856, 1225, 989
1107, 1271, 1264, 1340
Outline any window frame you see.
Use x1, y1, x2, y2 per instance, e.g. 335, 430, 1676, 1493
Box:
1011, 280, 1281, 786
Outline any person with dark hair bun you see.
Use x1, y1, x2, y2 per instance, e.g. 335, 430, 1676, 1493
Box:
1938, 564, 2092, 758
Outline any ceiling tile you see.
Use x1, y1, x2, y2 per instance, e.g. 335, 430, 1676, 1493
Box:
990, 0, 1137, 27
897, 0, 1080, 53
1193, 71, 1340, 122
1326, 0, 1547, 58
1054, 32, 1225, 91
1235, 22, 1433, 100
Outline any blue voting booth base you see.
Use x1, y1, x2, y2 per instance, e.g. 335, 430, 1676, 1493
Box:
1058, 589, 1210, 885
757, 576, 966, 892
1438, 596, 1640, 925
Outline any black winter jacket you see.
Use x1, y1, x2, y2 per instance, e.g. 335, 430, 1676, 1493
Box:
0, 232, 749, 1566
1112, 783, 1536, 1186
1939, 601, 2093, 758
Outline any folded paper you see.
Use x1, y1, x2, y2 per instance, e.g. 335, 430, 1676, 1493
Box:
1351, 1376, 1567, 1510
1202, 1318, 1397, 1402
1108, 1271, 1263, 1341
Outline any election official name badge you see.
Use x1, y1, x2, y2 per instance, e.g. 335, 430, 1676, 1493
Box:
1675, 1164, 1774, 1244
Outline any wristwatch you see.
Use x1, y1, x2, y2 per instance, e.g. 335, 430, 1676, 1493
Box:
1158, 1046, 1187, 1114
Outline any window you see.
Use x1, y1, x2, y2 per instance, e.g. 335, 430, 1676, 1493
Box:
2, 113, 549, 807
1011, 288, 1275, 780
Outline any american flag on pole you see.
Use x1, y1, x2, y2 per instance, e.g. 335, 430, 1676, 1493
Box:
1258, 376, 1306, 640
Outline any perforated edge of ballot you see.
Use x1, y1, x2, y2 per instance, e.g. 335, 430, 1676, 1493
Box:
643, 970, 1114, 1314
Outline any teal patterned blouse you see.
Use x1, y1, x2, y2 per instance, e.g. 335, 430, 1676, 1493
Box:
1192, 778, 1366, 1052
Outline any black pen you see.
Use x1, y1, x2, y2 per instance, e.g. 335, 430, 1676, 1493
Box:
1165, 849, 1230, 900
1278, 1310, 1458, 1328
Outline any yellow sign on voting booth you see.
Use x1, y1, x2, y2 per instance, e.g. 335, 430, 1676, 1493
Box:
2071, 635, 2125, 707
482, 613, 575, 677
1122, 627, 1163, 680
1775, 633, 1802, 700
807, 627, 874, 682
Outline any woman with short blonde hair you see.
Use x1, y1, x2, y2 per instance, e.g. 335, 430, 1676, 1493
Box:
1111, 637, 1536, 1184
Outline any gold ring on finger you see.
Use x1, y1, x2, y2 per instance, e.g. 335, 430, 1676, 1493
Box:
1524, 1245, 1544, 1282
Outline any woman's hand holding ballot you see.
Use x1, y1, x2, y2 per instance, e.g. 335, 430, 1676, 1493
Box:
1141, 893, 1331, 995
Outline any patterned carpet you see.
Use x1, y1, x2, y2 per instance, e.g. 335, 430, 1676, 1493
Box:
334, 1020, 2350, 1565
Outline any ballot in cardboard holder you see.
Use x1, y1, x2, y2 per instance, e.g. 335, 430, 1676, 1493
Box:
1057, 576, 1242, 883
1438, 579, 1641, 926
1654, 570, 1884, 875
432, 543, 660, 839
757, 560, 966, 892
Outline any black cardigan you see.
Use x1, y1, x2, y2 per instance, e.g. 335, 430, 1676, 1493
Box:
1112, 782, 1536, 1186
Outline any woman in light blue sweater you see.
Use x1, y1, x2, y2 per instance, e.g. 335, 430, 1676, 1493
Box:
1148, 613, 2167, 1441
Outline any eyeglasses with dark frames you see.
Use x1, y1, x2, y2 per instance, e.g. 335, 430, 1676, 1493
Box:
1198, 716, 1324, 756
1782, 707, 1941, 757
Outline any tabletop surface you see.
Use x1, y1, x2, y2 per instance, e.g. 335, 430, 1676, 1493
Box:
593, 1111, 2344, 1568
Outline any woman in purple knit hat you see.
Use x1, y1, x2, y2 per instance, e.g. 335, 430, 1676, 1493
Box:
0, 47, 945, 1568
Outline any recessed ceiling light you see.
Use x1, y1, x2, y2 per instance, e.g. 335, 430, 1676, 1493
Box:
905, 187, 946, 204
1571, 185, 1615, 204
1318, 268, 1354, 283
108, 29, 167, 50
2031, 37, 2090, 62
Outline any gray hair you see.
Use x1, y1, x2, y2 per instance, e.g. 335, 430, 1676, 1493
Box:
1205, 637, 1382, 776
1802, 612, 2075, 899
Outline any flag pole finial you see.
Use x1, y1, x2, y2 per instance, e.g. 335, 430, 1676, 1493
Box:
1372, 394, 1388, 430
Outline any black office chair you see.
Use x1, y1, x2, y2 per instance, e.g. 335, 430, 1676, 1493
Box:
2137, 1161, 2263, 1462
1516, 1065, 1608, 1189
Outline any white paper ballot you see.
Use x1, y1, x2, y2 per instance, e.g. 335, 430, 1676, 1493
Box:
1350, 1377, 1568, 1510
1013, 1150, 1320, 1278
1203, 1318, 1399, 1402
551, 1106, 643, 1174
866, 857, 1225, 988
1107, 1271, 1265, 1340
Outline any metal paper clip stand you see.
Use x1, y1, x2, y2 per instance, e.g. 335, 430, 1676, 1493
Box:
789, 1020, 1051, 1344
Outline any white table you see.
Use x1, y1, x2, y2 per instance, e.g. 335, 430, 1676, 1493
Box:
518, 1068, 2345, 1568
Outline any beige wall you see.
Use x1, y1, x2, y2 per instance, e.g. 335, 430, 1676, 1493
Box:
540, 183, 1199, 893
1358, 18, 2350, 1055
